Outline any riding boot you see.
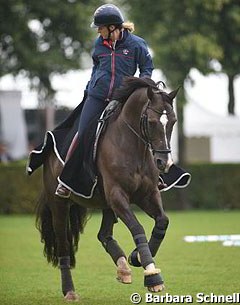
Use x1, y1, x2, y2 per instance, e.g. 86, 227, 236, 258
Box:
55, 132, 79, 198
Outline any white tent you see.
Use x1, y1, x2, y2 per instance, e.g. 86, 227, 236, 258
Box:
0, 91, 28, 160
184, 100, 240, 163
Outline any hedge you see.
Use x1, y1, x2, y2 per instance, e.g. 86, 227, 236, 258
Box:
161, 163, 240, 210
0, 162, 239, 214
0, 162, 42, 214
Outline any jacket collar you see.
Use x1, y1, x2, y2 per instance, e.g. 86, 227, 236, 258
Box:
100, 29, 129, 48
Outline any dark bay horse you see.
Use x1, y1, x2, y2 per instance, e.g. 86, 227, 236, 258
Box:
36, 77, 178, 301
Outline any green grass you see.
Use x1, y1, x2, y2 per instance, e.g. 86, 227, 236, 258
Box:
0, 211, 240, 305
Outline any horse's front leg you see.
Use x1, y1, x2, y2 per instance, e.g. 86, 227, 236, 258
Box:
107, 186, 164, 292
129, 189, 169, 269
148, 193, 169, 258
97, 208, 132, 284
51, 199, 79, 301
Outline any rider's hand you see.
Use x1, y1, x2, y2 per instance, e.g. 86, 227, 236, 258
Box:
158, 183, 167, 190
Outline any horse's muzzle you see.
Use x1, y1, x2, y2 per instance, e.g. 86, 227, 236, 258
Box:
155, 155, 173, 173
152, 148, 172, 173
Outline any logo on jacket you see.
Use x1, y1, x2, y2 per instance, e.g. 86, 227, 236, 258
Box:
123, 49, 129, 55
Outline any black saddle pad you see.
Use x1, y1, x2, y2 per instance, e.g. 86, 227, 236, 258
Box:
27, 101, 101, 198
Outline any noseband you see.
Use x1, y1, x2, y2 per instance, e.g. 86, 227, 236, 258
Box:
122, 98, 172, 155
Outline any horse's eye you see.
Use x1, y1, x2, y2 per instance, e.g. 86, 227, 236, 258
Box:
148, 119, 158, 126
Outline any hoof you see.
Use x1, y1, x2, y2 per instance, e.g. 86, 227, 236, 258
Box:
64, 290, 80, 302
116, 266, 132, 284
144, 269, 164, 293
148, 283, 165, 293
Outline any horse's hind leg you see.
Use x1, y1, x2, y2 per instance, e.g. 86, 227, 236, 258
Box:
97, 208, 132, 284
41, 152, 82, 300
51, 199, 79, 301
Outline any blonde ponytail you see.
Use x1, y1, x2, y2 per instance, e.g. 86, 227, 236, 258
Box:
122, 21, 135, 32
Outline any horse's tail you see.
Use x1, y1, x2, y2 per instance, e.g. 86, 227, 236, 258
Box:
35, 191, 88, 268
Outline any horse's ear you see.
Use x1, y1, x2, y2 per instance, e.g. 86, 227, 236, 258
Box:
147, 86, 154, 100
168, 87, 181, 102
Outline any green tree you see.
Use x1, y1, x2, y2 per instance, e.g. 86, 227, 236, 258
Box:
120, 0, 240, 166
212, 0, 240, 115
0, 0, 104, 105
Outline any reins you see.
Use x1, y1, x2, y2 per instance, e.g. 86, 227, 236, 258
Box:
122, 117, 150, 147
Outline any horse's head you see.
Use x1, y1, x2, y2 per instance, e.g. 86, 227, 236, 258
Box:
114, 76, 179, 174
141, 85, 179, 173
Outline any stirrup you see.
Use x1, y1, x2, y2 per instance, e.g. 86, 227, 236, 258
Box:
55, 184, 71, 198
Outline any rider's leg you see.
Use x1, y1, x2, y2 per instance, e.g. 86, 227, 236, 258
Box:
55, 96, 108, 198
77, 96, 108, 139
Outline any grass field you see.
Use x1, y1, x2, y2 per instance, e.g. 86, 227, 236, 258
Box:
0, 210, 240, 305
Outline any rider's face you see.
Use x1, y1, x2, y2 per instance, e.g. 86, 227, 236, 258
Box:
97, 26, 109, 39
97, 25, 118, 40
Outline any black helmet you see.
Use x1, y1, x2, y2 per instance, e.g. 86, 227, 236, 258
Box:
91, 4, 124, 28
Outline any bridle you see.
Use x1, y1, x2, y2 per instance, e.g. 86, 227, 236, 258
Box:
122, 95, 173, 155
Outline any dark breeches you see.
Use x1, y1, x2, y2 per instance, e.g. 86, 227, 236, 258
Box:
78, 96, 108, 139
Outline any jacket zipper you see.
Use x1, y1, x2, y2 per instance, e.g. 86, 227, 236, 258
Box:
107, 42, 116, 101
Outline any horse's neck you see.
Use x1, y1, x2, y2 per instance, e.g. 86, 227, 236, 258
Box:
120, 88, 148, 128
115, 87, 153, 164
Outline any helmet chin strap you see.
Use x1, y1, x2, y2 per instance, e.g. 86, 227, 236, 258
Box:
107, 25, 122, 41
107, 25, 116, 41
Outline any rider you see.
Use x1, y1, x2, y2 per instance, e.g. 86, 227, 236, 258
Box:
55, 4, 154, 198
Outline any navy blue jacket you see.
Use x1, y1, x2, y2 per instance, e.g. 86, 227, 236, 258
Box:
87, 29, 154, 100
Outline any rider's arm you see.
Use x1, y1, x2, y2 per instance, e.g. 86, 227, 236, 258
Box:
137, 40, 154, 78
84, 47, 99, 94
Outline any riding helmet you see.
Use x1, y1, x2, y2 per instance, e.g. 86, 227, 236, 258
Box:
91, 4, 124, 28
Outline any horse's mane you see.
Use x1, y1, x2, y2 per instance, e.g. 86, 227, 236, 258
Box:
113, 77, 159, 103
